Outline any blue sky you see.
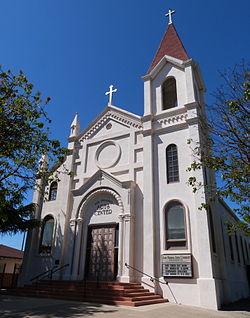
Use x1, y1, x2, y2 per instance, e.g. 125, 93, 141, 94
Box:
1, 0, 250, 249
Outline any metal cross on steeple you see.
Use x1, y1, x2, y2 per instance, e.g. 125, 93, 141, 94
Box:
105, 85, 118, 106
165, 9, 175, 25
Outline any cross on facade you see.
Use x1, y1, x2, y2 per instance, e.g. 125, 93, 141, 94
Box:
105, 85, 117, 105
165, 9, 175, 25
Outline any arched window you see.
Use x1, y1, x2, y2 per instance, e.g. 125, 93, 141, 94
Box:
165, 202, 187, 249
49, 182, 57, 201
162, 77, 177, 110
166, 144, 179, 183
40, 216, 54, 254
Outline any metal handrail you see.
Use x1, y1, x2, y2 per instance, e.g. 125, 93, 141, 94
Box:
125, 262, 178, 304
125, 263, 167, 285
30, 267, 56, 282
30, 263, 69, 282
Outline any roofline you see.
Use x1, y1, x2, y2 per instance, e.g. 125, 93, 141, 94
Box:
218, 197, 240, 223
0, 255, 23, 259
142, 55, 191, 80
142, 56, 206, 92
76, 105, 142, 141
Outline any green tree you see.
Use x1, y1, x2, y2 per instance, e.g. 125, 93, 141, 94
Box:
0, 68, 67, 234
188, 63, 250, 235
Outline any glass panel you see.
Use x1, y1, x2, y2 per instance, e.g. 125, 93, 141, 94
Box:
167, 204, 185, 240
167, 241, 186, 249
41, 218, 54, 247
166, 144, 179, 183
162, 77, 178, 110
49, 182, 57, 201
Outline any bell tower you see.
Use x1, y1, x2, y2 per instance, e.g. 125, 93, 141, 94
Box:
141, 11, 219, 309
143, 12, 205, 116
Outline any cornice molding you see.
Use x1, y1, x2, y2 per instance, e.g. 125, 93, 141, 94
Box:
79, 109, 142, 142
155, 113, 188, 127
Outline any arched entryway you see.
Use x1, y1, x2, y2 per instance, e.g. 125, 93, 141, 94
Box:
69, 171, 135, 283
76, 188, 124, 282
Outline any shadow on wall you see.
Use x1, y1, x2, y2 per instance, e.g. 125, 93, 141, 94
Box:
52, 219, 63, 277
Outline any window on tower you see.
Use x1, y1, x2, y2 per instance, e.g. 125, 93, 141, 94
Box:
166, 144, 179, 183
39, 215, 54, 254
48, 182, 58, 201
165, 201, 187, 249
162, 77, 177, 110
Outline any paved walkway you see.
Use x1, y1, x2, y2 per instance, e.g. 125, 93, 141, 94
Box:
0, 295, 249, 318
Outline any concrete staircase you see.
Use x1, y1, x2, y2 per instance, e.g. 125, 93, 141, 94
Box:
8, 280, 168, 306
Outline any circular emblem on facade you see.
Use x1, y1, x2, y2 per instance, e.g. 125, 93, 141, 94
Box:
95, 140, 121, 169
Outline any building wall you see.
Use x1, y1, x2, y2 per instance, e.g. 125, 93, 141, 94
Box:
0, 257, 22, 288
19, 57, 250, 310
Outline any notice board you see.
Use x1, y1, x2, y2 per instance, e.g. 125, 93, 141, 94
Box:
161, 254, 193, 277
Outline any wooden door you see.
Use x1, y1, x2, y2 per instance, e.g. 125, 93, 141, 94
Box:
86, 225, 117, 281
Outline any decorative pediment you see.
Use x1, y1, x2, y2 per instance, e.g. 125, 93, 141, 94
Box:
72, 169, 133, 197
72, 169, 135, 220
78, 105, 142, 142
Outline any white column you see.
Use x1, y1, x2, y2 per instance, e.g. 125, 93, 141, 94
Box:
62, 218, 77, 280
188, 122, 218, 309
185, 65, 196, 104
71, 217, 84, 280
142, 129, 155, 289
117, 214, 125, 281
117, 213, 134, 282
143, 79, 152, 116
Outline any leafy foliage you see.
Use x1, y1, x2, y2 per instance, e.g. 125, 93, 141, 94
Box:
0, 68, 68, 234
187, 63, 250, 235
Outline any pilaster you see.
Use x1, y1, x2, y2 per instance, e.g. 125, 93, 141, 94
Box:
185, 63, 196, 104
117, 213, 134, 282
71, 217, 84, 279
142, 120, 155, 287
143, 79, 152, 116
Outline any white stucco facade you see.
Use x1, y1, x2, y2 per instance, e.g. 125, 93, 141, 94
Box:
19, 24, 250, 310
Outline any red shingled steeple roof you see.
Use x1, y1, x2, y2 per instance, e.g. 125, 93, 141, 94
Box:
148, 23, 189, 73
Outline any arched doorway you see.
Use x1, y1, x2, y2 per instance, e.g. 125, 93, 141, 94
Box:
81, 191, 122, 281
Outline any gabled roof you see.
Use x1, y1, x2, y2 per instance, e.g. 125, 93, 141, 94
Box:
73, 169, 124, 197
0, 244, 24, 259
148, 23, 189, 74
77, 105, 142, 142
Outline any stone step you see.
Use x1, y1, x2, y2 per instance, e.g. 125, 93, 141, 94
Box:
38, 280, 141, 287
30, 282, 143, 291
8, 281, 168, 307
19, 285, 151, 296
11, 288, 154, 300
9, 290, 167, 306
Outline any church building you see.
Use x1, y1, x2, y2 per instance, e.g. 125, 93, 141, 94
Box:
19, 11, 250, 309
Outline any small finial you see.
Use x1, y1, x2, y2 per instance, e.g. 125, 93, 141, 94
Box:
165, 9, 175, 25
70, 112, 80, 137
105, 85, 117, 106
39, 153, 48, 170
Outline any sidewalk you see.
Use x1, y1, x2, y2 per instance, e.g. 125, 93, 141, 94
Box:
0, 294, 249, 318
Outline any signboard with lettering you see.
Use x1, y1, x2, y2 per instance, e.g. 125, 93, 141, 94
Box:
88, 195, 120, 225
94, 199, 113, 216
161, 254, 193, 278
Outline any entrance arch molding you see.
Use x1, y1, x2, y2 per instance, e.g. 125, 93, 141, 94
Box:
77, 187, 124, 221
69, 170, 135, 282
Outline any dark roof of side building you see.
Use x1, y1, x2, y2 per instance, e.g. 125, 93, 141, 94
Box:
0, 244, 24, 259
